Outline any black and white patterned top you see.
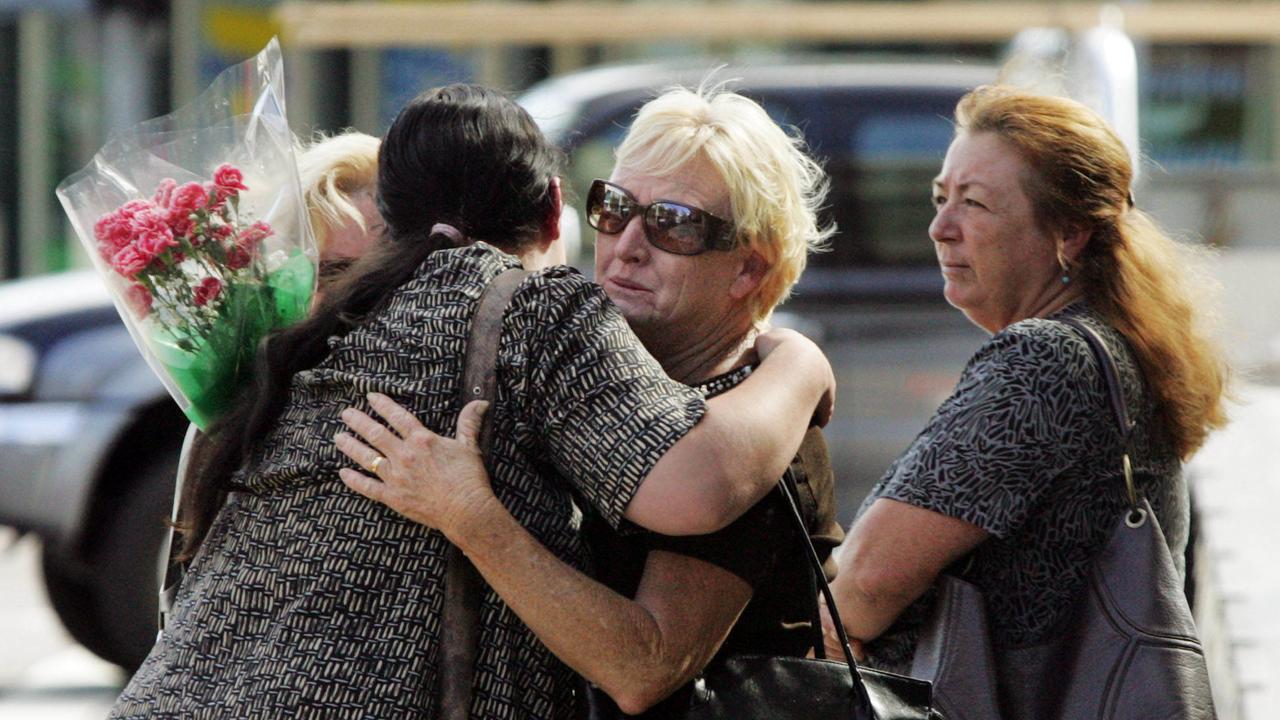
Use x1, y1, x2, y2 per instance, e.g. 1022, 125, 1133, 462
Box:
859, 303, 1185, 672
111, 243, 707, 719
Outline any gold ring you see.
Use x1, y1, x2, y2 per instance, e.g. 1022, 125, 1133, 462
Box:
370, 455, 386, 474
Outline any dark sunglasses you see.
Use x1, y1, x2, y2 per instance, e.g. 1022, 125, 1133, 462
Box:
586, 179, 737, 256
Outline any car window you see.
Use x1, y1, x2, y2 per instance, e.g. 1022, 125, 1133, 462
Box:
835, 109, 957, 266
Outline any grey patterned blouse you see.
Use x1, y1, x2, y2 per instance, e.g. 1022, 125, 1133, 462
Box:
859, 303, 1185, 672
111, 244, 706, 719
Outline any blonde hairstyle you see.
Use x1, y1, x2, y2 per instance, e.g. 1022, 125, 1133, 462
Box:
296, 131, 381, 255
614, 84, 833, 322
955, 85, 1228, 458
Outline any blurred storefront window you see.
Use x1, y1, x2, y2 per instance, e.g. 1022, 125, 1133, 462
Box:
1142, 44, 1272, 168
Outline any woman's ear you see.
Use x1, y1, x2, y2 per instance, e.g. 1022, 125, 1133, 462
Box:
540, 177, 563, 245
729, 249, 770, 301
1059, 225, 1091, 265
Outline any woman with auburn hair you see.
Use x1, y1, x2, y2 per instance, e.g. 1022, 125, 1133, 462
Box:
822, 85, 1228, 689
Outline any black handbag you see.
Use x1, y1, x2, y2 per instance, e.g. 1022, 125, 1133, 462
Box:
913, 317, 1216, 720
581, 463, 938, 720
679, 469, 937, 720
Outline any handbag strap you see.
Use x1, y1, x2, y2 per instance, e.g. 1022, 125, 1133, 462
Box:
158, 423, 202, 631
778, 465, 875, 712
436, 266, 528, 720
1058, 316, 1141, 509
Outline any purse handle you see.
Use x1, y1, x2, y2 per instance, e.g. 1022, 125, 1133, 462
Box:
778, 468, 875, 712
437, 266, 529, 720
1058, 317, 1143, 515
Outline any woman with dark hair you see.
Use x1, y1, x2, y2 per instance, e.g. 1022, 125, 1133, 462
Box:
333, 85, 844, 717
110, 85, 833, 719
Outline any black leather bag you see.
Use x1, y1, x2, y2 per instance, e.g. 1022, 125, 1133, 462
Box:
582, 470, 937, 720
913, 317, 1216, 720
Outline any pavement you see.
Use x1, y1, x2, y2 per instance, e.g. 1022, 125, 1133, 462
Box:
1188, 383, 1280, 719
0, 530, 122, 718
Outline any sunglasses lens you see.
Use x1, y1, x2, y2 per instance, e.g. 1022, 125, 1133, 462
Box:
647, 202, 710, 255
587, 182, 631, 234
587, 180, 731, 255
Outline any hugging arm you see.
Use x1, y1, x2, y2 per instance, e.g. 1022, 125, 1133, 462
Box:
336, 398, 753, 714
454, 515, 751, 714
624, 327, 835, 535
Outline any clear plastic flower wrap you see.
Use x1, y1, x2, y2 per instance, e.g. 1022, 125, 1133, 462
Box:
57, 38, 316, 430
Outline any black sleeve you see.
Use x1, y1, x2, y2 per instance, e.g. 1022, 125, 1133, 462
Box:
873, 321, 1105, 539
646, 489, 790, 589
646, 428, 842, 588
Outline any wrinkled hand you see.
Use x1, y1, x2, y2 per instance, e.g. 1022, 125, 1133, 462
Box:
334, 393, 498, 540
754, 327, 836, 427
818, 593, 867, 663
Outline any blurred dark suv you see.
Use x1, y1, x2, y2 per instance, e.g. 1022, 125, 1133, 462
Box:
0, 59, 992, 670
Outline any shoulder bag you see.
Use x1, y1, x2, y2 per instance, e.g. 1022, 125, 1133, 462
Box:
912, 317, 1217, 720
674, 463, 938, 720
436, 266, 529, 719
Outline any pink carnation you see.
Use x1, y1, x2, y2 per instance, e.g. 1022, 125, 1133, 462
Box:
152, 179, 177, 208
212, 164, 249, 193
94, 215, 132, 260
125, 283, 153, 318
209, 223, 234, 242
170, 181, 208, 216
236, 220, 273, 249
111, 245, 153, 278
224, 245, 253, 270
131, 207, 178, 257
193, 276, 223, 307
167, 182, 208, 235
94, 199, 154, 259
120, 199, 153, 218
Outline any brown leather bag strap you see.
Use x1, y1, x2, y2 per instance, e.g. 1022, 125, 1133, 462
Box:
437, 267, 528, 720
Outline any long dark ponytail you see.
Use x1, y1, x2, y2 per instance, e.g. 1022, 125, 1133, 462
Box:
176, 84, 563, 559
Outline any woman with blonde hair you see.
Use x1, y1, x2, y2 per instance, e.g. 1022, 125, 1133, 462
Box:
334, 85, 843, 717
294, 130, 384, 285
822, 84, 1228, 707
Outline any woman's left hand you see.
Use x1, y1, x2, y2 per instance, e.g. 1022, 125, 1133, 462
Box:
334, 393, 498, 539
818, 592, 867, 663
754, 326, 836, 427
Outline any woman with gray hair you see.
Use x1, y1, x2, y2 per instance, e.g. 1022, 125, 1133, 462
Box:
336, 84, 839, 717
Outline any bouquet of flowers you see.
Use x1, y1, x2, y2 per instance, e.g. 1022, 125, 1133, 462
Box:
57, 39, 315, 430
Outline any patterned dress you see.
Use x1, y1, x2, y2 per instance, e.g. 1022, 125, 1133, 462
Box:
111, 243, 706, 719
859, 303, 1185, 672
